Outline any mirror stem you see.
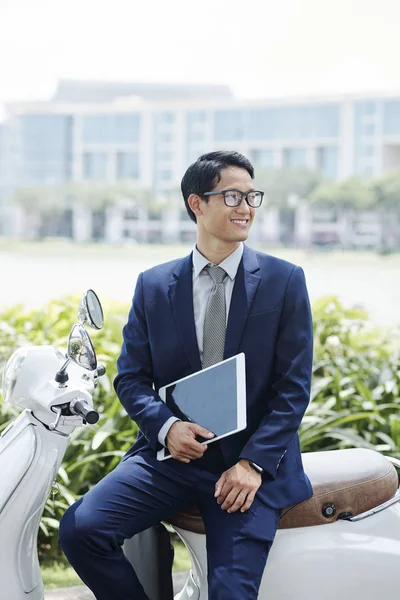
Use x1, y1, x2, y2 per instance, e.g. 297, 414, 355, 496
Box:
55, 357, 71, 385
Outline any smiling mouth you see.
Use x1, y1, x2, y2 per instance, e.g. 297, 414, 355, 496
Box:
231, 219, 249, 225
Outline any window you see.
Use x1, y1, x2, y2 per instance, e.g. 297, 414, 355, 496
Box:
355, 101, 377, 122
316, 147, 338, 179
363, 123, 375, 136
158, 169, 172, 181
116, 152, 139, 179
19, 114, 73, 185
250, 149, 274, 168
158, 112, 174, 125
383, 100, 400, 136
283, 148, 307, 168
246, 105, 340, 141
157, 150, 173, 162
114, 114, 141, 143
83, 152, 108, 179
214, 105, 340, 142
82, 113, 140, 144
159, 132, 173, 143
214, 110, 246, 141
187, 130, 205, 143
187, 111, 206, 126
361, 145, 375, 157
364, 102, 376, 116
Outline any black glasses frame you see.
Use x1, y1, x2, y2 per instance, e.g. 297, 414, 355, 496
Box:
202, 189, 264, 208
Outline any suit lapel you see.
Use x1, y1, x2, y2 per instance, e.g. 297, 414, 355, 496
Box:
224, 246, 261, 359
168, 254, 202, 372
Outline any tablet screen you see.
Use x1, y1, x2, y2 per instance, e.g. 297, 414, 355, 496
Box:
164, 358, 239, 436
158, 354, 246, 461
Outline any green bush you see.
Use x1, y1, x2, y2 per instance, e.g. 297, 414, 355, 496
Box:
0, 295, 399, 562
303, 297, 400, 459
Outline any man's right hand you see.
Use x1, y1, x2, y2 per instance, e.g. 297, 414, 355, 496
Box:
166, 421, 215, 463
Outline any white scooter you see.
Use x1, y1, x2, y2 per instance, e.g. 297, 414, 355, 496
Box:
0, 290, 105, 600
1, 292, 400, 600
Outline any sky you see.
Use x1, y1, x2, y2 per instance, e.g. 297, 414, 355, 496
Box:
0, 0, 399, 121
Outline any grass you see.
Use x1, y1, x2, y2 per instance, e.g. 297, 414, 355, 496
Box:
42, 562, 82, 591
42, 541, 191, 590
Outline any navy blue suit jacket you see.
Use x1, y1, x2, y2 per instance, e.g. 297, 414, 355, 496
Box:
114, 245, 313, 510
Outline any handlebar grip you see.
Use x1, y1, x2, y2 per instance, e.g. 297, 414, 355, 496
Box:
71, 398, 99, 425
97, 364, 106, 377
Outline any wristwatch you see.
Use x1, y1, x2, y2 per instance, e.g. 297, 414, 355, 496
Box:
249, 461, 264, 475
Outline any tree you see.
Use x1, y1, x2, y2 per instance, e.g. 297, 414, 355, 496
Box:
372, 170, 400, 251
373, 170, 400, 211
253, 167, 323, 244
255, 167, 323, 208
11, 182, 166, 240
12, 186, 70, 239
310, 177, 376, 210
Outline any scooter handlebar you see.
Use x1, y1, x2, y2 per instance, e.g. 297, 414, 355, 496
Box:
97, 364, 106, 377
70, 398, 100, 425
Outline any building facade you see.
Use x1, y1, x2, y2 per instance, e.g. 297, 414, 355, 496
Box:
1, 81, 400, 243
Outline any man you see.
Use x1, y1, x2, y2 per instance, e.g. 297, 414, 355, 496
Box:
59, 151, 314, 599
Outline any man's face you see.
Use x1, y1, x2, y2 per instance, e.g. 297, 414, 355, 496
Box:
199, 166, 256, 244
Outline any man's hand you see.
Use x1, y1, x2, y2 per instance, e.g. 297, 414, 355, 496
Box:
215, 459, 262, 513
166, 421, 214, 463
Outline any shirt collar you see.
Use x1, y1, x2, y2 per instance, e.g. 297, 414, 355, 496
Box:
192, 243, 244, 281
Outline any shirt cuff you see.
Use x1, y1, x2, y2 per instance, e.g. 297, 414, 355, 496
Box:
158, 417, 180, 447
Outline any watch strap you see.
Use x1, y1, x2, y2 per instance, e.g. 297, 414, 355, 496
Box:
249, 461, 264, 474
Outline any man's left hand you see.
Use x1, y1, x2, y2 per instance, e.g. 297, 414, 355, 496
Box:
214, 459, 262, 513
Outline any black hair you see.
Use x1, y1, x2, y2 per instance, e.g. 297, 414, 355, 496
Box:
181, 151, 255, 223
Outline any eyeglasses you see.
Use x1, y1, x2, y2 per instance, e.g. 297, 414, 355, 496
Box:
202, 189, 264, 208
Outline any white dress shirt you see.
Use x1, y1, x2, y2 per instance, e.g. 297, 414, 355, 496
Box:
158, 243, 244, 446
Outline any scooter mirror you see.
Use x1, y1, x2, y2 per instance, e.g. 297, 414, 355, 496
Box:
78, 289, 104, 330
67, 324, 97, 371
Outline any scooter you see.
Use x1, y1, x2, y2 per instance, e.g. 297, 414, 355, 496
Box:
0, 290, 105, 600
1, 292, 400, 600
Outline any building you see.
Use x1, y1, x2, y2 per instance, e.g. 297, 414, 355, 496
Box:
1, 81, 400, 243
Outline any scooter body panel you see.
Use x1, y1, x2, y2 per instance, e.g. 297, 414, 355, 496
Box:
0, 410, 69, 600
0, 411, 37, 510
174, 501, 400, 600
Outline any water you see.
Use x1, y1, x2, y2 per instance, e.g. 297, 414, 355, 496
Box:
1, 247, 399, 328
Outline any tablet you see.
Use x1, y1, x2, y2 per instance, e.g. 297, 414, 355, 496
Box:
157, 353, 246, 461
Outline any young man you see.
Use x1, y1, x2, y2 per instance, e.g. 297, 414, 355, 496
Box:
59, 151, 314, 599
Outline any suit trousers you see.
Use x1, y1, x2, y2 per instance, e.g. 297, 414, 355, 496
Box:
59, 449, 280, 600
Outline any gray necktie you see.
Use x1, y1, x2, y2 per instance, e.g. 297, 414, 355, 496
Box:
202, 265, 227, 369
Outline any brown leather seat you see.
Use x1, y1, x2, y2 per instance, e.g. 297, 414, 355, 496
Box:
167, 448, 399, 532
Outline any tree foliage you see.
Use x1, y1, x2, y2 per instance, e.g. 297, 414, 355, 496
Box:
310, 176, 376, 209
255, 167, 323, 207
12, 182, 160, 212
10, 169, 400, 218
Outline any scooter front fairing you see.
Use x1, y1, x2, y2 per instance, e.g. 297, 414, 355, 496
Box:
0, 410, 69, 600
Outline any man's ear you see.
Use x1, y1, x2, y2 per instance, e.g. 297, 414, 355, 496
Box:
188, 194, 203, 219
